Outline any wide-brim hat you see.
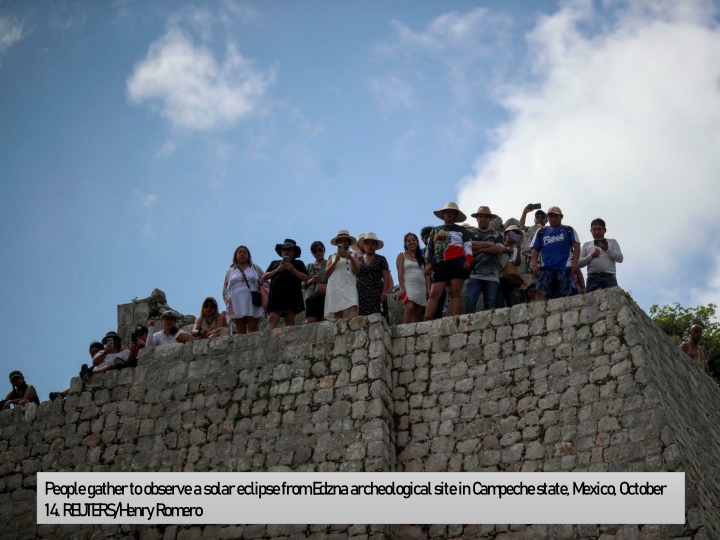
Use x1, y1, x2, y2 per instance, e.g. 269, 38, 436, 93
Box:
358, 232, 384, 250
330, 230, 357, 246
471, 205, 498, 219
275, 238, 302, 257
433, 202, 467, 223
101, 331, 121, 345
352, 233, 366, 253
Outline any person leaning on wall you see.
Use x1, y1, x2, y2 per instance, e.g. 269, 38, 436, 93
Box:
147, 311, 195, 346
192, 297, 229, 339
3, 371, 39, 409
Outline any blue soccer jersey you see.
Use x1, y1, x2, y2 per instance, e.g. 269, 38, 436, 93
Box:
532, 225, 577, 270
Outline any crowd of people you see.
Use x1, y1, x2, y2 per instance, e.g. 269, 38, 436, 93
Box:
6, 199, 656, 409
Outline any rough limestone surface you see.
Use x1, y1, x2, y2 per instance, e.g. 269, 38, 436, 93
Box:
2, 288, 719, 540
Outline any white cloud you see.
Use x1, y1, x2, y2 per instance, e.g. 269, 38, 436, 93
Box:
127, 21, 273, 132
457, 0, 720, 309
0, 15, 23, 63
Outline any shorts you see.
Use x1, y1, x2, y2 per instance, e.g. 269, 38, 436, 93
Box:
537, 267, 574, 298
431, 258, 469, 284
305, 294, 325, 320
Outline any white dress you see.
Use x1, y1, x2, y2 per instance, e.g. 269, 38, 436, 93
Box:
324, 253, 359, 316
402, 255, 427, 307
229, 266, 264, 319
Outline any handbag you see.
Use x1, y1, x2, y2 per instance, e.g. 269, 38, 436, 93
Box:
502, 262, 524, 288
259, 282, 269, 311
240, 267, 263, 307
255, 264, 270, 311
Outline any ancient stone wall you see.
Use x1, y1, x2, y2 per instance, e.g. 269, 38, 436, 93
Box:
2, 288, 720, 540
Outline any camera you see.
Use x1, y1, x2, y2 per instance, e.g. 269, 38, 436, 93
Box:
131, 332, 138, 344
105, 338, 115, 349
282, 256, 290, 263
594, 239, 608, 247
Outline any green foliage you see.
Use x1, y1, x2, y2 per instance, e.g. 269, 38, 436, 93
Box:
649, 302, 720, 378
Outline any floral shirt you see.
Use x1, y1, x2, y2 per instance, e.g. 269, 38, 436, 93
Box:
426, 224, 473, 265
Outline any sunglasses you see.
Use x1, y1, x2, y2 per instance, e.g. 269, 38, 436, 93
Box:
203, 304, 215, 309
312, 248, 325, 253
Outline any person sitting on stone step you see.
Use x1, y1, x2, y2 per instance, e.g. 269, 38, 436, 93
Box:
192, 298, 229, 339
89, 331, 130, 375
4, 370, 39, 409
146, 310, 195, 346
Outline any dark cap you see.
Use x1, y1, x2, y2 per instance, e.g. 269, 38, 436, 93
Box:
9, 370, 23, 380
535, 210, 547, 218
101, 331, 121, 345
134, 324, 149, 335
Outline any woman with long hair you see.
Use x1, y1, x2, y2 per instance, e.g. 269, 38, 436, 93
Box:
396, 232, 429, 323
223, 245, 265, 334
192, 297, 229, 339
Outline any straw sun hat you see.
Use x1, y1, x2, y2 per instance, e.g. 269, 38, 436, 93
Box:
358, 232, 384, 250
433, 202, 467, 223
330, 230, 357, 246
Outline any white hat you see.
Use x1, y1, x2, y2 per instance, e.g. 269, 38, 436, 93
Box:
358, 232, 384, 250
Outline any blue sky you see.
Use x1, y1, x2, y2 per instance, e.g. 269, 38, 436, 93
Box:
2, 0, 720, 397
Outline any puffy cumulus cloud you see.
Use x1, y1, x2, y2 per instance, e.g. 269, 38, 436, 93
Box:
127, 23, 273, 131
458, 0, 720, 309
0, 15, 23, 63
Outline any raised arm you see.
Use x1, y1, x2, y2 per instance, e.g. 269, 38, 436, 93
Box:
519, 203, 534, 227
